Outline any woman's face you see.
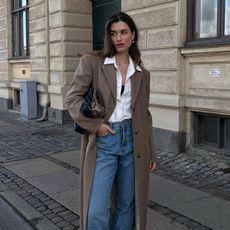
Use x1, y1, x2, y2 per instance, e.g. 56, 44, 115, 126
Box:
110, 21, 135, 55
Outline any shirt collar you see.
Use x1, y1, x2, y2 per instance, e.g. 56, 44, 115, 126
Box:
104, 56, 142, 72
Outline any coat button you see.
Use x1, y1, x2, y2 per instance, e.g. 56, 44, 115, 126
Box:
135, 131, 138, 134
137, 155, 141, 158
132, 108, 136, 112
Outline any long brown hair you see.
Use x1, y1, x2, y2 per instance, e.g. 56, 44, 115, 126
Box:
101, 12, 142, 65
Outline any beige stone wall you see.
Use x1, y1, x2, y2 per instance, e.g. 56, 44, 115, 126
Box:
122, 0, 186, 132
0, 0, 9, 98
181, 47, 230, 146
0, 0, 93, 119
29, 0, 92, 110
29, 0, 48, 106
48, 0, 92, 110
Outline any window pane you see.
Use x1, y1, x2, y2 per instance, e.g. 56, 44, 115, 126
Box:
194, 0, 218, 38
21, 10, 28, 56
202, 116, 218, 144
225, 0, 230, 35
13, 13, 19, 56
13, 0, 20, 10
224, 119, 230, 147
21, 0, 27, 7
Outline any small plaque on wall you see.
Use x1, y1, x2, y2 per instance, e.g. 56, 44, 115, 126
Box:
209, 69, 221, 78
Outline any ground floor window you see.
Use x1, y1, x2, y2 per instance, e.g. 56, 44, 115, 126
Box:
12, 89, 21, 111
194, 113, 230, 152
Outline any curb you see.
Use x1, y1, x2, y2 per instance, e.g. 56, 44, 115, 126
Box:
0, 182, 58, 230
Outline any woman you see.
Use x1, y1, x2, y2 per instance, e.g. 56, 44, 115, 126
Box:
66, 12, 156, 230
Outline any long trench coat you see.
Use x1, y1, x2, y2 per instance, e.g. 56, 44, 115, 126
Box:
66, 54, 155, 230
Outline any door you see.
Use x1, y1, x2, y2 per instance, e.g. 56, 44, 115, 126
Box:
92, 0, 121, 50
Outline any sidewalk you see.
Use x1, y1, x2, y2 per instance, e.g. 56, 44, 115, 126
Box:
0, 111, 229, 230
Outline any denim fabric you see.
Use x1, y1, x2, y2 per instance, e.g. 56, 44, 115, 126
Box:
87, 119, 135, 230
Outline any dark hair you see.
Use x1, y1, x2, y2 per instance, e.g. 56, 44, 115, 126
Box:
102, 12, 141, 65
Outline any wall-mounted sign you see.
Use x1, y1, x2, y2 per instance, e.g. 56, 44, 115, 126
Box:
209, 68, 221, 78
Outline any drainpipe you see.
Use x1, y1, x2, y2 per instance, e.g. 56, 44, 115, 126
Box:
37, 0, 50, 121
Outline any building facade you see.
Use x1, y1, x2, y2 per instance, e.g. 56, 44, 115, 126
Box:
0, 0, 229, 154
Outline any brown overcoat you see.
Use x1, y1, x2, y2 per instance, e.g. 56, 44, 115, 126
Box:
66, 54, 155, 230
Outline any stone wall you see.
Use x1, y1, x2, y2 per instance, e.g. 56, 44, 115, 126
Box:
0, 0, 93, 123
48, 0, 92, 123
0, 0, 11, 110
29, 0, 47, 113
181, 47, 230, 147
122, 0, 187, 153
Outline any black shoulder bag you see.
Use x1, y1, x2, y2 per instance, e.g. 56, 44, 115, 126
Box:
74, 84, 105, 134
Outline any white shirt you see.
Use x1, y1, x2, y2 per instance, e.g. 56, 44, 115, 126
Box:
104, 56, 142, 122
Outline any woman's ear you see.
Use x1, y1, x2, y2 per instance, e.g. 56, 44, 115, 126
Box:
132, 31, 135, 41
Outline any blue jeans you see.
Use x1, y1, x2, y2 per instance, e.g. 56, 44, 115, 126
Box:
87, 119, 135, 230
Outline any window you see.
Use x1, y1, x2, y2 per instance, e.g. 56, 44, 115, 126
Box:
195, 113, 230, 152
12, 0, 29, 57
14, 89, 21, 111
186, 0, 230, 46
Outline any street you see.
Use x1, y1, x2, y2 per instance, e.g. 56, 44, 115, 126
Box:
0, 111, 229, 230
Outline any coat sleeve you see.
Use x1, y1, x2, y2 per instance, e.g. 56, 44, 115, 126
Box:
65, 55, 103, 134
146, 71, 156, 161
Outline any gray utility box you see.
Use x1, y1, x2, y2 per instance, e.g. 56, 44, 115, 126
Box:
20, 81, 37, 119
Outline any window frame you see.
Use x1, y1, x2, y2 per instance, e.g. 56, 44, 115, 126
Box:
186, 0, 230, 47
194, 112, 230, 154
11, 0, 29, 58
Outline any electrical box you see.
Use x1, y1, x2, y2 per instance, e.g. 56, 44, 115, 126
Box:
20, 81, 37, 119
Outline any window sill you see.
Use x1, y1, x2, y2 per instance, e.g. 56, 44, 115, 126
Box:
180, 45, 230, 56
9, 58, 30, 64
185, 36, 230, 47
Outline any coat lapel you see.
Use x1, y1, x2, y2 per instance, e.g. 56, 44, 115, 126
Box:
101, 59, 143, 106
101, 63, 117, 103
131, 71, 143, 106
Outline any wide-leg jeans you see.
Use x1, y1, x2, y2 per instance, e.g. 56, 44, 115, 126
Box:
87, 119, 135, 230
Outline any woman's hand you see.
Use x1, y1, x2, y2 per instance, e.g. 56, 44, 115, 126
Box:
96, 124, 115, 137
149, 161, 156, 172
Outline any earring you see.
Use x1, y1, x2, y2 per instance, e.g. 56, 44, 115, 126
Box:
132, 40, 134, 43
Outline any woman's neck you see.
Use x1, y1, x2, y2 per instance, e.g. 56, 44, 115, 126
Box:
115, 53, 129, 66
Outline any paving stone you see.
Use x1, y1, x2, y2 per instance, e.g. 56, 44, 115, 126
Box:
184, 221, 200, 228
166, 212, 179, 219
62, 225, 76, 230
41, 209, 53, 215
37, 205, 48, 212
23, 195, 33, 201
63, 214, 78, 222
37, 194, 50, 202
44, 200, 55, 206
46, 213, 56, 220
51, 216, 63, 224
58, 210, 73, 217
56, 220, 70, 228
31, 190, 42, 196
52, 206, 66, 214
48, 202, 62, 209
174, 216, 190, 224
71, 219, 80, 227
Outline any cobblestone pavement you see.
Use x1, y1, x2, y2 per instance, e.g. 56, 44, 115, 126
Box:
0, 111, 230, 229
155, 148, 230, 202
0, 165, 80, 229
0, 111, 81, 163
